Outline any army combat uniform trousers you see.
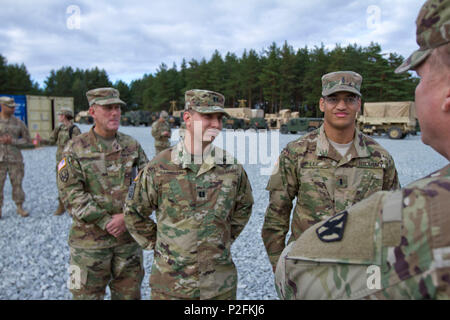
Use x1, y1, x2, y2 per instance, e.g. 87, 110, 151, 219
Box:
0, 162, 25, 207
69, 242, 144, 300
151, 288, 237, 300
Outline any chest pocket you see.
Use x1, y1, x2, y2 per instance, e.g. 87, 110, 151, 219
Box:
352, 167, 384, 202
209, 166, 239, 220
158, 170, 193, 222
298, 166, 334, 212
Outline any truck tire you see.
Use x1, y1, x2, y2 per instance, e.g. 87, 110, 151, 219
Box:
388, 127, 403, 139
280, 125, 288, 134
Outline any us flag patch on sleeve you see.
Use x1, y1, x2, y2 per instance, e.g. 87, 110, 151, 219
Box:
58, 158, 67, 172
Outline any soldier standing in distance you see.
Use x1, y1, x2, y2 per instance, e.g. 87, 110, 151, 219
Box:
57, 88, 148, 300
124, 89, 254, 300
48, 107, 81, 216
262, 71, 400, 271
0, 96, 31, 219
275, 0, 450, 299
151, 110, 171, 155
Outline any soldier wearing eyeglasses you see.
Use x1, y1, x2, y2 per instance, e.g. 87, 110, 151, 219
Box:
261, 71, 400, 272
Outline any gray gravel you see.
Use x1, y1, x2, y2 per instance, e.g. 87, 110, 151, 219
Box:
0, 125, 447, 300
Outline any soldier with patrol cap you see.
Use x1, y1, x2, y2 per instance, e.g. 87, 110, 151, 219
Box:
262, 70, 400, 271
0, 96, 32, 219
124, 89, 254, 300
275, 0, 450, 300
57, 87, 148, 299
151, 110, 171, 155
48, 107, 81, 216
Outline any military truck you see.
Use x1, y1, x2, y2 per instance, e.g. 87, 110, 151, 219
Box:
75, 111, 93, 124
280, 118, 323, 134
357, 101, 417, 139
248, 117, 268, 130
224, 117, 247, 130
120, 111, 132, 126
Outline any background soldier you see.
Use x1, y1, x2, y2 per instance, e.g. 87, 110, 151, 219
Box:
151, 110, 171, 155
275, 0, 450, 299
0, 96, 31, 219
48, 107, 81, 216
124, 89, 254, 300
57, 88, 148, 299
262, 71, 400, 271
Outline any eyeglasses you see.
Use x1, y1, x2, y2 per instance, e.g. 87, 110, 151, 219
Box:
323, 96, 359, 106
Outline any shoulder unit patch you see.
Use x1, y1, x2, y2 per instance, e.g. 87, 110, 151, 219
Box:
316, 211, 348, 242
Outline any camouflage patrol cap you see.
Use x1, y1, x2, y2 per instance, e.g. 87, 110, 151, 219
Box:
160, 110, 169, 119
0, 96, 16, 108
396, 0, 450, 73
57, 107, 73, 117
184, 89, 229, 116
321, 71, 363, 97
86, 87, 126, 107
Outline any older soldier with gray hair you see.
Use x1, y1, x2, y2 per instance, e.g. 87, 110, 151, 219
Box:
124, 89, 254, 300
275, 0, 450, 300
48, 107, 81, 216
57, 87, 148, 299
151, 110, 171, 155
262, 71, 400, 271
0, 96, 31, 219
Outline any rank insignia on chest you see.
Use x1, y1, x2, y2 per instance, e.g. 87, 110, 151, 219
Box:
197, 187, 207, 201
336, 175, 348, 188
316, 211, 348, 242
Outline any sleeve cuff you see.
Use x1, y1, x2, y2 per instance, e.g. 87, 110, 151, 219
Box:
95, 215, 113, 231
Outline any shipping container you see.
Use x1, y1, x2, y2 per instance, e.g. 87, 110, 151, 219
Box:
0, 94, 75, 140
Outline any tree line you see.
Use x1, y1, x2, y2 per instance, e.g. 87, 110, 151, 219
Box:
1, 41, 418, 117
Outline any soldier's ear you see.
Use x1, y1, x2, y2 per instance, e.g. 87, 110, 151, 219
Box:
319, 98, 325, 113
442, 87, 450, 112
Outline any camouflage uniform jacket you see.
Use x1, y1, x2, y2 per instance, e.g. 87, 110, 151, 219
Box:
124, 141, 254, 299
49, 122, 81, 163
57, 126, 148, 249
151, 120, 171, 148
0, 116, 31, 163
262, 124, 400, 268
275, 163, 450, 299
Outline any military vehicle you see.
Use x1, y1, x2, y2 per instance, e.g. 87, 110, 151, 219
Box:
357, 101, 417, 139
75, 111, 93, 124
224, 117, 248, 130
280, 118, 323, 134
120, 111, 132, 126
248, 117, 268, 130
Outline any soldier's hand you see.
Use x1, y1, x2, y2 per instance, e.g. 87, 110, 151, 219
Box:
106, 213, 127, 238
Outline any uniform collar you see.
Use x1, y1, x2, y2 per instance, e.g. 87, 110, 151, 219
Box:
88, 126, 122, 153
172, 140, 234, 176
316, 124, 370, 163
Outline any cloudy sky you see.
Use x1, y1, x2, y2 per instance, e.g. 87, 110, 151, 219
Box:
0, 0, 424, 88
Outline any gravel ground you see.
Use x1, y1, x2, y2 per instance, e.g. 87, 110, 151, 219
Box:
0, 124, 447, 300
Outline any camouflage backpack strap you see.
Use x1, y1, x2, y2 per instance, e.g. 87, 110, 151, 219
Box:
68, 124, 76, 140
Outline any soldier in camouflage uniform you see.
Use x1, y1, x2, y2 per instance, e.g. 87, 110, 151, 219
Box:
57, 88, 148, 300
124, 89, 254, 300
0, 96, 31, 219
275, 0, 450, 300
48, 107, 81, 215
262, 71, 400, 271
151, 110, 171, 155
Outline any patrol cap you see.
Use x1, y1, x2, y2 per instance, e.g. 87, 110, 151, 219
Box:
0, 96, 16, 108
321, 71, 363, 97
57, 107, 73, 117
184, 89, 229, 117
395, 0, 450, 73
160, 110, 169, 119
86, 87, 126, 107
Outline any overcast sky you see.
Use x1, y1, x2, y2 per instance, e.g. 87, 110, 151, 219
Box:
0, 0, 424, 88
